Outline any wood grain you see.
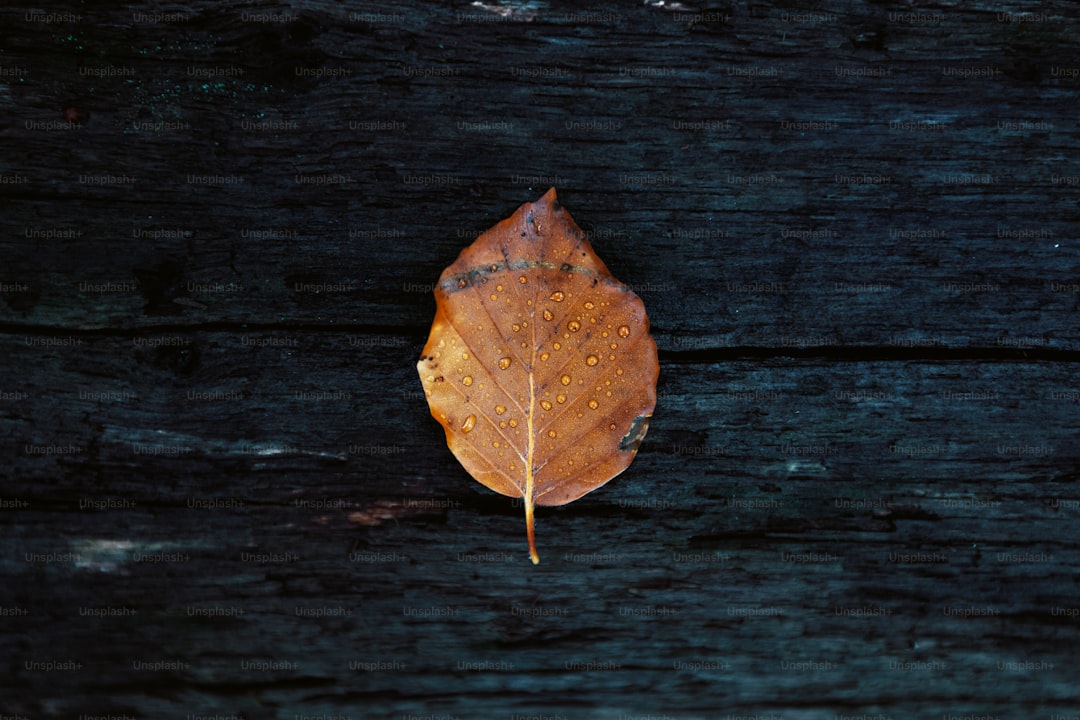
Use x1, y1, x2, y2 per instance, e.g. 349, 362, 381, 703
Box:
1, 1, 1079, 717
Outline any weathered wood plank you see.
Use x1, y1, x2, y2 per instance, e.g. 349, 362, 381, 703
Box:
6, 347, 1080, 694
4, 332, 1079, 715
3, 331, 1077, 490
3, 0, 1080, 717
1, 1, 1078, 346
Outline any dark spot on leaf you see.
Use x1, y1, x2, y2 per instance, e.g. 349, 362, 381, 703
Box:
619, 415, 652, 453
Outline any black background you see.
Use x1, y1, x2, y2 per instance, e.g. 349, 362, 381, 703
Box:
2, 1, 1079, 718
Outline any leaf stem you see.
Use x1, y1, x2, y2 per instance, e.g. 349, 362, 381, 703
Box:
526, 492, 539, 564
526, 373, 539, 564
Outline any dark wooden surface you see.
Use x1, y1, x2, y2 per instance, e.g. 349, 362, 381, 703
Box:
2, 1, 1080, 718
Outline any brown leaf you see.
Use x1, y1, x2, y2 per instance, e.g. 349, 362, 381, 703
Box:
417, 188, 659, 563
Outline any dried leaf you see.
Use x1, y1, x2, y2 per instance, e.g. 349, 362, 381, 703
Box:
417, 188, 659, 563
